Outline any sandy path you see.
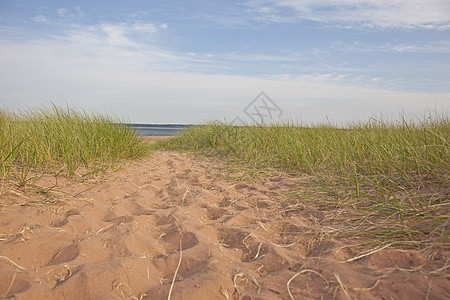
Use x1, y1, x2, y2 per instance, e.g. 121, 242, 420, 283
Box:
0, 151, 448, 299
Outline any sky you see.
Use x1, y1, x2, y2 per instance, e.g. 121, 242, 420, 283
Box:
0, 0, 449, 124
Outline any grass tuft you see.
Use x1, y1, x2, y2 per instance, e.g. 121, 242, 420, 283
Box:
1, 104, 148, 185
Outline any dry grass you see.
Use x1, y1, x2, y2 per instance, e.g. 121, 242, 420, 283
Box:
1, 104, 149, 190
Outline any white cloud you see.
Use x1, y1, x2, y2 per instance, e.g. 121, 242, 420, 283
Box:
56, 8, 70, 17
56, 6, 85, 19
98, 24, 133, 47
34, 15, 49, 24
53, 21, 166, 50
131, 22, 159, 34
330, 40, 450, 54
221, 52, 305, 63
387, 41, 450, 53
0, 12, 448, 123
245, 0, 450, 29
0, 34, 448, 124
43, 22, 311, 76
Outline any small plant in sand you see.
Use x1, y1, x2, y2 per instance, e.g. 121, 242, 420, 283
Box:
0, 104, 149, 188
154, 114, 449, 250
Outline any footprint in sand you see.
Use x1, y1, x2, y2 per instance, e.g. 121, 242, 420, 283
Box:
160, 229, 199, 254
50, 218, 69, 227
0, 271, 31, 298
219, 227, 288, 273
204, 206, 228, 221
101, 228, 131, 257
148, 256, 210, 299
219, 228, 263, 258
154, 213, 178, 226
219, 228, 249, 251
48, 243, 80, 265
132, 204, 155, 216
104, 215, 133, 224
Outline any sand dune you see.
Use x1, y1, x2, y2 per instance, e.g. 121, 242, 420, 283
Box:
0, 151, 448, 299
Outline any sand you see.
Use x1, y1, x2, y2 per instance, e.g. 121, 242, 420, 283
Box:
0, 151, 448, 299
140, 136, 174, 142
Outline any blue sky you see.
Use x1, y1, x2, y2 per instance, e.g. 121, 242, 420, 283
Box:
0, 0, 449, 124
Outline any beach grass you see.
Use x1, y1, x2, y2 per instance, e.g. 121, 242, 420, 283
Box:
155, 115, 449, 249
1, 104, 148, 186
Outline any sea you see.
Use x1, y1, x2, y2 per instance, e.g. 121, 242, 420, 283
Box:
128, 124, 190, 136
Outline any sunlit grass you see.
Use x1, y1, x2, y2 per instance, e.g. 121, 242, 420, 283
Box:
1, 104, 148, 185
155, 115, 449, 248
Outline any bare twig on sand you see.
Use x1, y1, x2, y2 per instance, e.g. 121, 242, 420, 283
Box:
345, 243, 392, 262
167, 240, 183, 300
3, 270, 17, 300
334, 272, 351, 300
0, 255, 26, 270
287, 268, 328, 300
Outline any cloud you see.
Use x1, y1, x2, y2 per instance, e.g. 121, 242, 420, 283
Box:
52, 21, 167, 51
56, 8, 70, 17
0, 34, 448, 124
1, 10, 448, 123
244, 0, 450, 29
33, 15, 49, 24
386, 41, 450, 53
330, 40, 450, 54
36, 21, 307, 76
56, 6, 84, 19
93, 22, 161, 47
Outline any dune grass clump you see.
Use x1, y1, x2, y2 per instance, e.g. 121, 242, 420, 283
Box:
159, 117, 448, 181
1, 105, 148, 185
156, 115, 449, 248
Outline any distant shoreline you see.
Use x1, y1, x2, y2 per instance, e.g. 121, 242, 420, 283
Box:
125, 123, 190, 128
127, 124, 190, 136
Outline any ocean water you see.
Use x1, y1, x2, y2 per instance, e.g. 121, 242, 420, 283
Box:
129, 124, 189, 136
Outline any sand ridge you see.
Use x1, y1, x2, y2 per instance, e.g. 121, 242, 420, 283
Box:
0, 151, 448, 299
